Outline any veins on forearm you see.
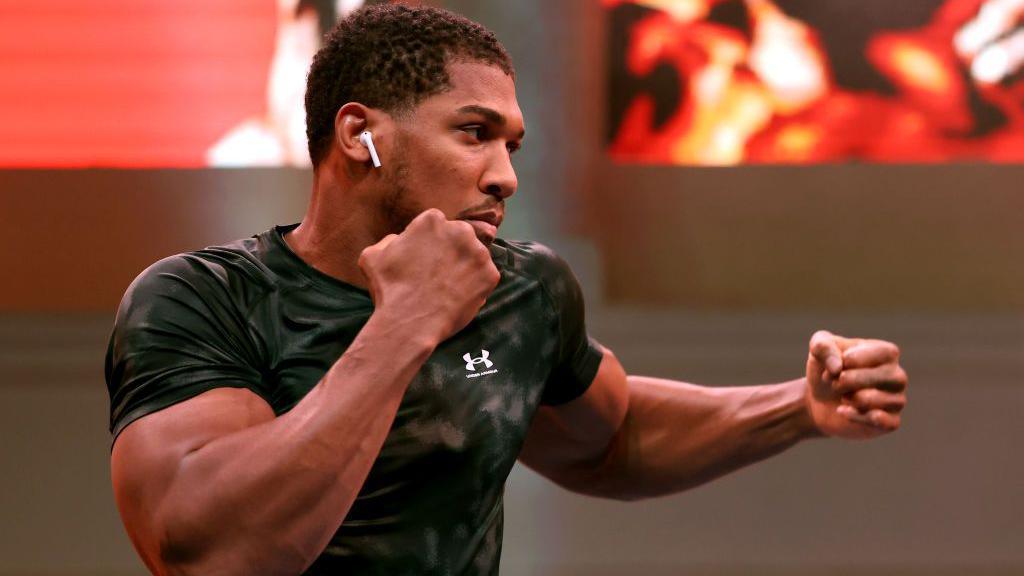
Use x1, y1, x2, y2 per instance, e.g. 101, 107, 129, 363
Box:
594, 377, 815, 500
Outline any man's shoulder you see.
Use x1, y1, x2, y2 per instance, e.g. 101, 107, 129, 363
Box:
492, 238, 580, 300
493, 238, 565, 271
121, 234, 277, 314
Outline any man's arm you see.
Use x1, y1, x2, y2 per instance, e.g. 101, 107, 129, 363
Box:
518, 331, 908, 501
113, 315, 436, 575
111, 210, 499, 576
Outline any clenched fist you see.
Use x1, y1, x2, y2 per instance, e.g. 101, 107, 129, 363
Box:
358, 209, 501, 345
805, 330, 909, 440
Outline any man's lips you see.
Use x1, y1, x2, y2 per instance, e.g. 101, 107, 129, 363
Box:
461, 211, 502, 226
460, 211, 503, 242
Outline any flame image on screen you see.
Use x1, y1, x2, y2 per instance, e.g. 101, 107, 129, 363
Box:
605, 0, 1024, 164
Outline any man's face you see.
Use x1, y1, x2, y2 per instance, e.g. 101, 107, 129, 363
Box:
376, 60, 524, 245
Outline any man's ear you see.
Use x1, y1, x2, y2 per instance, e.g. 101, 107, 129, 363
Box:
334, 102, 380, 166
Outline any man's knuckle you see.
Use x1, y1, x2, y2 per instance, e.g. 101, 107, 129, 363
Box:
871, 410, 889, 427
882, 341, 900, 359
886, 366, 908, 389
358, 247, 377, 264
416, 209, 444, 230
843, 370, 864, 388
855, 389, 875, 408
896, 367, 908, 385
886, 414, 901, 431
810, 330, 830, 348
451, 220, 475, 238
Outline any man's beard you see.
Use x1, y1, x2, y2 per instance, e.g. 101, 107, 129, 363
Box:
374, 137, 505, 242
377, 151, 422, 237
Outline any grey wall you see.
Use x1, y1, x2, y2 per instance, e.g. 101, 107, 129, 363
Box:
2, 312, 1022, 575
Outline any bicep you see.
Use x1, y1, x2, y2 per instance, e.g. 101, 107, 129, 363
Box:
518, 347, 629, 483
110, 388, 274, 569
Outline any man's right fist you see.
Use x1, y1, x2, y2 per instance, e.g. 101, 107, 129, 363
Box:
358, 209, 501, 344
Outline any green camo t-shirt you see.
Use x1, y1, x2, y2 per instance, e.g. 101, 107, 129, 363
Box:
105, 224, 603, 575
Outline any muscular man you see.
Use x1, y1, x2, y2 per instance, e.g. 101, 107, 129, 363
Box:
106, 5, 908, 575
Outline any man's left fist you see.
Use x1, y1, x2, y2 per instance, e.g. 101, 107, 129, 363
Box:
805, 330, 909, 440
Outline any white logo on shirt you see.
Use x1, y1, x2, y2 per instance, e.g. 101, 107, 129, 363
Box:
464, 350, 493, 370
463, 350, 498, 378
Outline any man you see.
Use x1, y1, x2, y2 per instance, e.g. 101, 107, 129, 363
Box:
106, 5, 908, 575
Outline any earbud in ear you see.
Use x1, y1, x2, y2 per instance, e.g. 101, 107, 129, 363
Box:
359, 131, 382, 168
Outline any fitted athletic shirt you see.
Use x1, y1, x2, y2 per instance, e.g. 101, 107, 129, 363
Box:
105, 224, 603, 575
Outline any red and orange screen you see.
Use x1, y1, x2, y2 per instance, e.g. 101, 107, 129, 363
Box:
606, 0, 1024, 164
0, 1, 284, 167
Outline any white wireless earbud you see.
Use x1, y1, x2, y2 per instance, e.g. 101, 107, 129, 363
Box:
359, 130, 382, 168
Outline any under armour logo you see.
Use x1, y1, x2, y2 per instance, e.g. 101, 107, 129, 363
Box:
463, 350, 493, 371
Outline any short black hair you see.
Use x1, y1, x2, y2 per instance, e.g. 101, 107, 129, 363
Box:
304, 4, 515, 166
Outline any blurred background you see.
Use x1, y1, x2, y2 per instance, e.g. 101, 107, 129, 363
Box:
1, 0, 1022, 574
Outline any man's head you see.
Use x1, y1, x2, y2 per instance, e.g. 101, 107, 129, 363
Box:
305, 4, 515, 166
304, 5, 524, 245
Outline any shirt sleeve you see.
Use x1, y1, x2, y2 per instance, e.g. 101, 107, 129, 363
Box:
105, 254, 271, 440
538, 249, 603, 406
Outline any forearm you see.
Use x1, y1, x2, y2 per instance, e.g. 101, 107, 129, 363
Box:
587, 376, 820, 501
156, 312, 436, 575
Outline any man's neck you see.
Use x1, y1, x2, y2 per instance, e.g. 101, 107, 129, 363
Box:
284, 169, 378, 291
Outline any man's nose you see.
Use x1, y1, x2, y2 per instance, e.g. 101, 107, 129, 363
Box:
481, 147, 518, 199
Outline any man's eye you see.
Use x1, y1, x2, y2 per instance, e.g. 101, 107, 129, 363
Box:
463, 126, 485, 140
